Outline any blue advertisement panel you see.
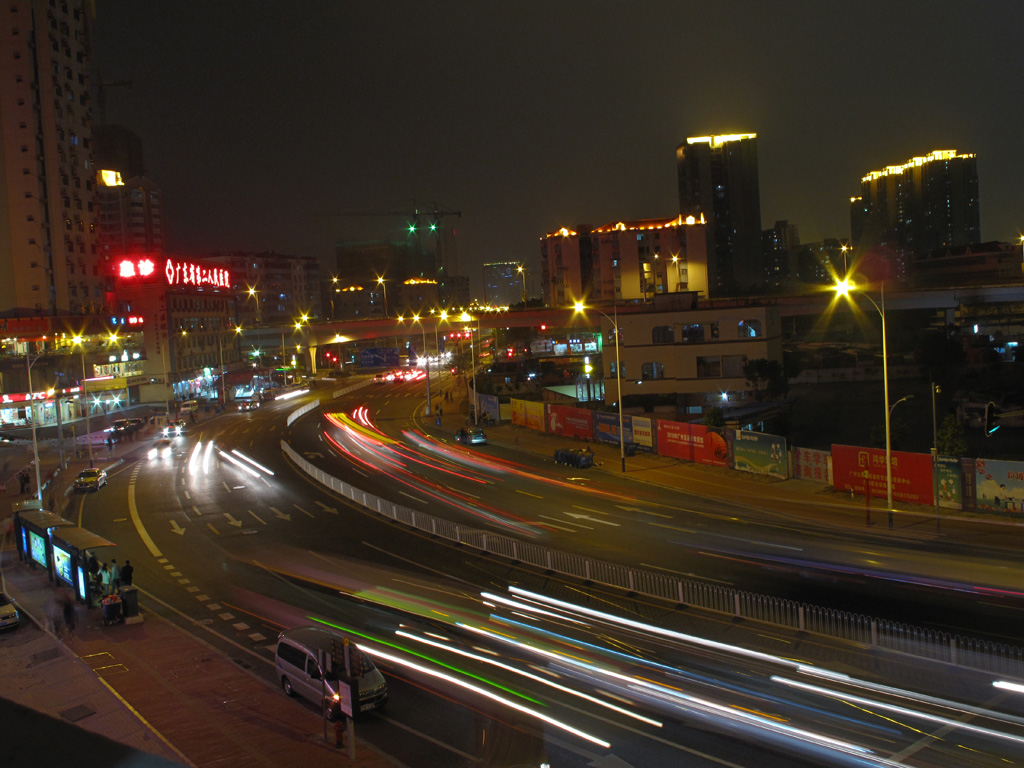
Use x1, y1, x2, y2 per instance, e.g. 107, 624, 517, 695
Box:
478, 393, 500, 423
934, 456, 963, 510
732, 430, 788, 478
359, 347, 400, 367
594, 411, 632, 447
972, 458, 1024, 516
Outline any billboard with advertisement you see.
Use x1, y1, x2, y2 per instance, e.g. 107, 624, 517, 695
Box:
970, 458, 1024, 516
654, 420, 729, 467
359, 348, 401, 368
594, 411, 632, 447
791, 446, 831, 484
546, 404, 593, 440
934, 456, 963, 510
831, 445, 935, 505
510, 398, 545, 431
53, 545, 72, 584
29, 530, 46, 568
630, 416, 655, 452
732, 430, 788, 478
477, 394, 500, 423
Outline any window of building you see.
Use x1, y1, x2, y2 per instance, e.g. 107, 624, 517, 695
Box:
697, 356, 721, 378
738, 319, 762, 338
609, 361, 625, 378
652, 325, 674, 344
680, 324, 705, 343
641, 362, 664, 380
723, 355, 746, 378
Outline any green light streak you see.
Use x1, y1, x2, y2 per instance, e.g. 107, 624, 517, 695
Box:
308, 616, 544, 707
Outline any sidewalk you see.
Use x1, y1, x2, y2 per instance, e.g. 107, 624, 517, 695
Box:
0, 414, 398, 768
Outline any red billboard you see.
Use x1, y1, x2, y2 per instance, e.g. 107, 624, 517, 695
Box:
655, 419, 728, 467
831, 444, 934, 505
546, 404, 593, 440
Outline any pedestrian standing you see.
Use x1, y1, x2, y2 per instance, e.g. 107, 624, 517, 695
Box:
110, 558, 121, 590
60, 588, 76, 639
120, 559, 134, 587
99, 563, 112, 596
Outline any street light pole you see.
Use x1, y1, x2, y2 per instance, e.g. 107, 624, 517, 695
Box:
414, 315, 432, 415
835, 279, 892, 526
25, 349, 43, 502
575, 303, 625, 472
72, 335, 94, 468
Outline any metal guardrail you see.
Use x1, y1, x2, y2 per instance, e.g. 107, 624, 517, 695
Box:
282, 403, 1024, 679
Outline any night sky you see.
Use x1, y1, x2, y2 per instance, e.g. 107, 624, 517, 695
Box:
91, 1, 1024, 293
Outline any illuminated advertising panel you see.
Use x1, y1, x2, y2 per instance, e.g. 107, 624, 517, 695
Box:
53, 545, 72, 584
29, 530, 46, 568
116, 257, 230, 289
832, 445, 934, 505
77, 566, 87, 601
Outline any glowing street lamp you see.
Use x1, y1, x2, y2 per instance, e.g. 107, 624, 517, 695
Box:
460, 312, 479, 425
834, 277, 893, 527
517, 264, 526, 303
376, 276, 389, 318
574, 302, 626, 472
412, 314, 433, 415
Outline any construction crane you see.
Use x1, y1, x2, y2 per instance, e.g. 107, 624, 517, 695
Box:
332, 202, 462, 273
334, 203, 461, 232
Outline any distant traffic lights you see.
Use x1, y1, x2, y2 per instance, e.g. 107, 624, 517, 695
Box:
985, 401, 1000, 436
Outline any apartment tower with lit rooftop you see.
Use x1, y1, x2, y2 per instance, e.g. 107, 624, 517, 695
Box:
850, 149, 980, 283
676, 133, 763, 297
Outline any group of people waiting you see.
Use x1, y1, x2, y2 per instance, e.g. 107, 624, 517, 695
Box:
85, 550, 134, 601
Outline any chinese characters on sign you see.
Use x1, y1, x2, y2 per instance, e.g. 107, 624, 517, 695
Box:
116, 257, 230, 289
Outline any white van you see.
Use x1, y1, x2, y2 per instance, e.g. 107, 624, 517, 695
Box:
275, 625, 388, 718
179, 399, 199, 414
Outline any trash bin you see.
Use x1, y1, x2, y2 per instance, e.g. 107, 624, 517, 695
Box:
120, 586, 139, 618
102, 594, 122, 625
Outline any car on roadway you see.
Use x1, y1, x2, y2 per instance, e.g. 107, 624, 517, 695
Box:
148, 438, 174, 459
238, 399, 259, 412
0, 591, 18, 630
73, 467, 107, 492
110, 418, 130, 433
162, 419, 187, 437
372, 373, 386, 384
455, 426, 488, 446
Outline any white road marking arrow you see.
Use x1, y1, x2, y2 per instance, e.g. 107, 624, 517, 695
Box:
314, 501, 338, 515
225, 513, 243, 528
170, 520, 186, 535
270, 506, 291, 521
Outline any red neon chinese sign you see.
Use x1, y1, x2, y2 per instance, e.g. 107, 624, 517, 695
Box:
117, 257, 230, 289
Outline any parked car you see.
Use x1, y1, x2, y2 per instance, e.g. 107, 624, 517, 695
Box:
74, 467, 108, 492
162, 420, 187, 437
0, 591, 18, 630
275, 625, 388, 719
455, 427, 488, 446
110, 418, 130, 433
126, 417, 145, 430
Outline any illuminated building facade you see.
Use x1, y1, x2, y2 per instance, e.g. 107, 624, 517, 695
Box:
0, 0, 105, 315
96, 170, 164, 259
677, 133, 763, 297
113, 255, 238, 404
850, 149, 980, 284
482, 261, 524, 307
205, 251, 322, 327
539, 217, 708, 307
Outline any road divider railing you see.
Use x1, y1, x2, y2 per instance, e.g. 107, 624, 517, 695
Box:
282, 396, 1024, 680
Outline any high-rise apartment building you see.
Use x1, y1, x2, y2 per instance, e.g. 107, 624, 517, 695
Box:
205, 251, 322, 327
482, 261, 525, 307
0, 0, 105, 315
850, 149, 980, 283
96, 171, 164, 259
676, 133, 763, 297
